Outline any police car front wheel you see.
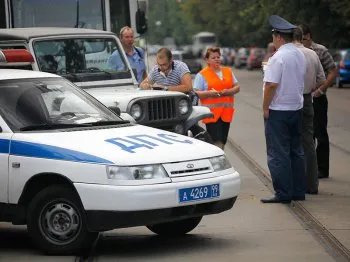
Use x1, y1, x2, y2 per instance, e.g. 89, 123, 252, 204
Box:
27, 185, 98, 255
146, 216, 202, 236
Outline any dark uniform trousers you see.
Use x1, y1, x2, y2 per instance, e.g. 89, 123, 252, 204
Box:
313, 95, 329, 177
264, 110, 306, 200
302, 94, 318, 192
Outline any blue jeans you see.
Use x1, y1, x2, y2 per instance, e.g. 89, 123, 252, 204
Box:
264, 110, 306, 200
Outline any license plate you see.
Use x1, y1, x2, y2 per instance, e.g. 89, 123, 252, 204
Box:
179, 184, 220, 203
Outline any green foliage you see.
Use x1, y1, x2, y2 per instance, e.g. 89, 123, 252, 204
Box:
147, 0, 350, 48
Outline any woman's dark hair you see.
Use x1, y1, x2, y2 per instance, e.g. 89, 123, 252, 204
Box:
205, 47, 221, 59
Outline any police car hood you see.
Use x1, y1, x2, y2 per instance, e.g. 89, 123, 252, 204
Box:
85, 88, 184, 108
11, 125, 223, 165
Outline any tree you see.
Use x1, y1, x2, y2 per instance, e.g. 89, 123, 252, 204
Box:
147, 0, 350, 48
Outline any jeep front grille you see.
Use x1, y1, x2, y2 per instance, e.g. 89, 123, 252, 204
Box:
148, 98, 176, 121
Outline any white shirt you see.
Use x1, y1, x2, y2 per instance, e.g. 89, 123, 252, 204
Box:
294, 43, 325, 94
263, 43, 306, 111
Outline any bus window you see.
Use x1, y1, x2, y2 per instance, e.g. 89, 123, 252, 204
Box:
10, 0, 104, 30
110, 0, 131, 35
0, 0, 6, 28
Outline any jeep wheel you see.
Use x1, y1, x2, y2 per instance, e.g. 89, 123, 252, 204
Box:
147, 217, 202, 236
189, 125, 213, 144
27, 186, 98, 255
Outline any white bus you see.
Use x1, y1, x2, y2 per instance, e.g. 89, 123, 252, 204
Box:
192, 31, 217, 58
0, 0, 148, 37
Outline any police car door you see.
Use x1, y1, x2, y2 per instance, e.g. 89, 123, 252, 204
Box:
0, 117, 10, 203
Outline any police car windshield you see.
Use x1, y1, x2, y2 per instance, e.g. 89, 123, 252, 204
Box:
0, 77, 124, 131
33, 38, 132, 83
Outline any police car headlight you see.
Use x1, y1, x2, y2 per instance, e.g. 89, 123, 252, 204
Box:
178, 99, 189, 115
106, 165, 169, 181
209, 156, 233, 171
130, 103, 142, 120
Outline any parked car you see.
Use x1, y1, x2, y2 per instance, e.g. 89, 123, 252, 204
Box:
246, 48, 266, 70
172, 50, 203, 74
220, 47, 235, 66
332, 49, 350, 88
234, 47, 250, 68
263, 42, 276, 63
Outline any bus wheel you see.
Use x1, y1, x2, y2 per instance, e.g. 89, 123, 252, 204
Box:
27, 186, 98, 255
147, 217, 202, 236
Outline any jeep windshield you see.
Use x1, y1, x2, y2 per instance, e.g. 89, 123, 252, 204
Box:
0, 77, 126, 132
33, 38, 132, 83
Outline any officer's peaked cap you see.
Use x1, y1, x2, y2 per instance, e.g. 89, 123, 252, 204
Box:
269, 15, 296, 34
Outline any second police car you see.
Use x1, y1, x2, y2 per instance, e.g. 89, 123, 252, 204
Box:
0, 69, 241, 254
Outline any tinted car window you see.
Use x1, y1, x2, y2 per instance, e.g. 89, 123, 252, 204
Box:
33, 38, 132, 82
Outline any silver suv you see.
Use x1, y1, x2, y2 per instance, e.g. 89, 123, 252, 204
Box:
0, 28, 212, 138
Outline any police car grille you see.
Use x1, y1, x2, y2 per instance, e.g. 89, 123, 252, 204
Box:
170, 167, 210, 176
148, 98, 176, 121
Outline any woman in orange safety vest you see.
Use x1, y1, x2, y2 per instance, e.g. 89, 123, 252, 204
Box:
194, 47, 240, 149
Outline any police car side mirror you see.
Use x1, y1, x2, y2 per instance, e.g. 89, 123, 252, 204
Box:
0, 126, 2, 133
109, 106, 121, 116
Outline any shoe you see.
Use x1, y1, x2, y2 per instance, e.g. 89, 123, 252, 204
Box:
318, 171, 329, 179
318, 175, 329, 179
260, 196, 291, 204
292, 196, 305, 201
306, 190, 318, 195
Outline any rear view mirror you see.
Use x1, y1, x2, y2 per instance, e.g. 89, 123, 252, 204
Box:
0, 126, 2, 133
136, 9, 148, 35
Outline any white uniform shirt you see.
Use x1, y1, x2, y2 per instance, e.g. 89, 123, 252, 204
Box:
263, 43, 306, 111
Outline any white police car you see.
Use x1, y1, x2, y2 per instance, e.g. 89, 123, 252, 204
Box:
0, 69, 240, 254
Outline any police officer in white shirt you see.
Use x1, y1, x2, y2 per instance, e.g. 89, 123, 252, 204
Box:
261, 15, 307, 204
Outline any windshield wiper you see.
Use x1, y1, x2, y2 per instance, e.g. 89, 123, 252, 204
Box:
87, 120, 130, 126
20, 123, 92, 131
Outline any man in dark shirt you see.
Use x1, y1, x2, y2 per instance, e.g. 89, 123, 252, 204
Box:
300, 24, 337, 179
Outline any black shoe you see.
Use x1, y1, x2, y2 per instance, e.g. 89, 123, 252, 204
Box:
292, 196, 305, 201
306, 190, 318, 195
261, 196, 291, 204
318, 175, 329, 179
318, 171, 329, 179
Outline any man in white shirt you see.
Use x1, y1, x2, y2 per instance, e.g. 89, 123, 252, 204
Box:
293, 27, 326, 195
261, 15, 307, 204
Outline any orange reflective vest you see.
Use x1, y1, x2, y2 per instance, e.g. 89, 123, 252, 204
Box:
199, 66, 235, 124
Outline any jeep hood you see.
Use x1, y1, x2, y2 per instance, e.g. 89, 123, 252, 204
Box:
85, 88, 185, 108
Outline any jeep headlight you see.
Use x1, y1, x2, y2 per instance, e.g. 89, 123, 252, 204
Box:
178, 99, 189, 115
130, 103, 142, 120
209, 156, 233, 171
106, 165, 170, 183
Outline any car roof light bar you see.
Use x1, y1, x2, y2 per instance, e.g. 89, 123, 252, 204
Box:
0, 49, 35, 65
